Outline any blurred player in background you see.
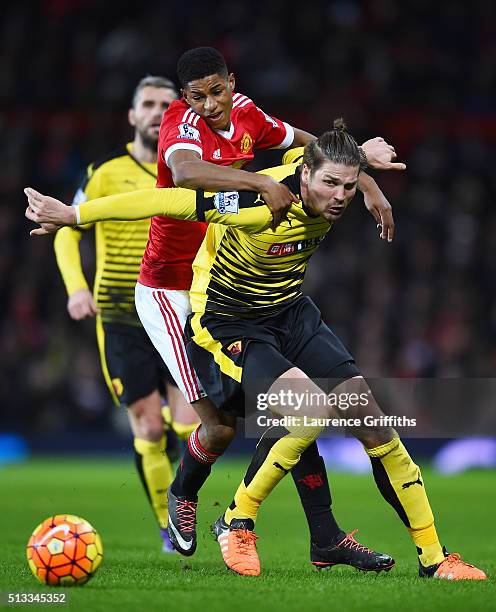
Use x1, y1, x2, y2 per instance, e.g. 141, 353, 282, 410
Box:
53, 76, 198, 552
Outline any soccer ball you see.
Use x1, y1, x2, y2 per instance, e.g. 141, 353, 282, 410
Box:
26, 514, 103, 586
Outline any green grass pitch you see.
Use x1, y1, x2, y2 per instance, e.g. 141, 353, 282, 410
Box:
0, 457, 493, 611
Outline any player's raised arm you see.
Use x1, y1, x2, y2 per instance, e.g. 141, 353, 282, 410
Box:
168, 150, 297, 229
361, 137, 406, 172
25, 190, 74, 235
358, 173, 395, 242
280, 136, 401, 242
25, 181, 273, 236
196, 190, 272, 233
24, 186, 197, 233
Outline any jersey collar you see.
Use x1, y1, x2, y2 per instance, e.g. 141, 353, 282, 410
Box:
215, 122, 235, 139
126, 143, 157, 177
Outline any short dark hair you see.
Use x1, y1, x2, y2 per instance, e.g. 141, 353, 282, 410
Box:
132, 76, 177, 108
303, 118, 361, 175
177, 47, 228, 88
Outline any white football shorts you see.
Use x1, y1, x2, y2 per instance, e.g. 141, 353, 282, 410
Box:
135, 282, 206, 404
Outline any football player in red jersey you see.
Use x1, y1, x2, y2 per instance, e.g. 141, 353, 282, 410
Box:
133, 47, 403, 563
28, 47, 405, 571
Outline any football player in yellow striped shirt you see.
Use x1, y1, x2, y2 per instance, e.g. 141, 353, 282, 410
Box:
53, 76, 198, 552
25, 119, 486, 581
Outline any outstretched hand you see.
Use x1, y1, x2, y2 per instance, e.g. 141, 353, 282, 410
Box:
24, 210, 62, 235
24, 188, 76, 235
361, 137, 406, 171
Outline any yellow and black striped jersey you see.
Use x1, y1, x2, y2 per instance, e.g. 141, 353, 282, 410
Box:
75, 159, 333, 319
191, 163, 331, 317
281, 146, 304, 166
54, 143, 157, 326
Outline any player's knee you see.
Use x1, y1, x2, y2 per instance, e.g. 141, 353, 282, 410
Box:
138, 420, 164, 442
128, 398, 164, 442
203, 423, 236, 453
359, 426, 395, 449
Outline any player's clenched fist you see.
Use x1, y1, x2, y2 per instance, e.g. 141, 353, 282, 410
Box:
259, 176, 298, 229
24, 188, 76, 235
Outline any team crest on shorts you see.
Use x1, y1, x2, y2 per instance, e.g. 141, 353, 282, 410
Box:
240, 132, 253, 154
227, 341, 243, 356
112, 378, 124, 397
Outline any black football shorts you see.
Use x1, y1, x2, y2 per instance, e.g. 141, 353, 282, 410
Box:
185, 296, 359, 416
99, 322, 174, 406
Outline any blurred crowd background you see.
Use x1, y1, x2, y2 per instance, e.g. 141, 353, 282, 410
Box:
1, 0, 495, 454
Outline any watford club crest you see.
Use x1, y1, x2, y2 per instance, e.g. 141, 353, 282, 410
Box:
112, 377, 124, 397
227, 341, 243, 356
240, 132, 253, 154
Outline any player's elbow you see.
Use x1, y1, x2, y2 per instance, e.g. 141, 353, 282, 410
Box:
53, 226, 75, 250
171, 163, 198, 189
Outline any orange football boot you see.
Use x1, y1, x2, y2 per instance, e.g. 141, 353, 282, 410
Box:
212, 516, 260, 576
420, 549, 487, 581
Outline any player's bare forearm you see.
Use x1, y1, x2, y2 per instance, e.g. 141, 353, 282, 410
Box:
357, 172, 377, 194
357, 175, 395, 243
289, 128, 316, 148
170, 155, 297, 228
171, 157, 274, 194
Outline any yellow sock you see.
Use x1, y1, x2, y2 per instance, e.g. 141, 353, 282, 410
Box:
224, 482, 262, 524
134, 436, 173, 529
172, 421, 198, 441
365, 436, 444, 566
161, 405, 172, 428
225, 432, 320, 525
161, 404, 198, 441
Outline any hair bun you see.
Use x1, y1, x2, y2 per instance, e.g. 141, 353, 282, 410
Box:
333, 118, 347, 132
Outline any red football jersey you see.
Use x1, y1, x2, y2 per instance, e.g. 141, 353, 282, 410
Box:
138, 93, 294, 289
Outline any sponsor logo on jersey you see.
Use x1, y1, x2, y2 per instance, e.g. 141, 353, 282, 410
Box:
214, 191, 239, 215
178, 123, 201, 141
227, 341, 243, 355
212, 148, 221, 159
266, 235, 325, 256
240, 132, 253, 154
